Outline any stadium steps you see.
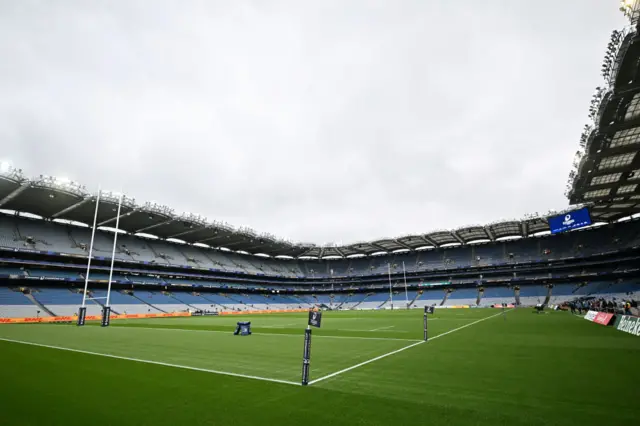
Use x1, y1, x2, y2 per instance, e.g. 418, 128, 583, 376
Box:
544, 286, 552, 305
145, 243, 162, 261
407, 292, 421, 308
24, 293, 55, 317
175, 247, 198, 266
131, 293, 167, 313
345, 259, 353, 276
169, 294, 200, 310
514, 288, 521, 305
439, 291, 450, 306
476, 289, 483, 306
377, 297, 391, 309
67, 231, 83, 251
199, 294, 231, 310
201, 251, 229, 271
571, 284, 585, 294
89, 295, 121, 315
351, 294, 369, 309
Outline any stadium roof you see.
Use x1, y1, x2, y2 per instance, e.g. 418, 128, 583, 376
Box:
0, 164, 596, 258
566, 4, 640, 222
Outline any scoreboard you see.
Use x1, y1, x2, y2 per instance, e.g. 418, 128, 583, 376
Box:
548, 207, 592, 234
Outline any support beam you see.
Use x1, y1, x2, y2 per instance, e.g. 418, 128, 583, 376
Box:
369, 242, 388, 253
99, 209, 138, 227
169, 226, 209, 239
422, 235, 439, 247
0, 184, 29, 208
451, 231, 465, 244
51, 197, 92, 219
135, 219, 174, 234
393, 239, 413, 250
484, 227, 495, 241
197, 235, 226, 244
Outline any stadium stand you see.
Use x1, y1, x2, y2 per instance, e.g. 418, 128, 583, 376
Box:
0, 183, 640, 318
2, 214, 640, 278
481, 287, 515, 306
444, 288, 478, 306
0, 287, 42, 318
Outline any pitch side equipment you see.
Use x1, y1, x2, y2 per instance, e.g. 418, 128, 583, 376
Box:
234, 321, 252, 335
302, 310, 322, 385
424, 306, 431, 341
77, 306, 87, 326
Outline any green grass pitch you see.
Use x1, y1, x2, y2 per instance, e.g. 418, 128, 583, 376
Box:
0, 308, 638, 426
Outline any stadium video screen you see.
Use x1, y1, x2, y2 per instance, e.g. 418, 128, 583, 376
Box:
548, 207, 592, 234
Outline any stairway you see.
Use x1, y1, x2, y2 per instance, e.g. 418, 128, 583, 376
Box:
89, 295, 120, 315
514, 288, 521, 306
440, 290, 450, 306
543, 286, 552, 305
170, 294, 200, 310
408, 292, 421, 308
200, 294, 231, 310
377, 296, 391, 309
131, 293, 167, 313
335, 295, 348, 309
25, 293, 56, 317
476, 289, 483, 306
351, 294, 369, 309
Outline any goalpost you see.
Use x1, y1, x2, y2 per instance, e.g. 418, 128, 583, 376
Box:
78, 188, 101, 326
102, 192, 123, 327
77, 189, 123, 327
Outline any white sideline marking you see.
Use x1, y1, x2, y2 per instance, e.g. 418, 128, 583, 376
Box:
109, 326, 421, 342
307, 340, 425, 385
426, 310, 509, 342
0, 337, 300, 386
308, 309, 510, 385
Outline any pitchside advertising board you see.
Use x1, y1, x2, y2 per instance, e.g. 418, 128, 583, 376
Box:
584, 310, 615, 326
614, 315, 640, 337
548, 207, 592, 234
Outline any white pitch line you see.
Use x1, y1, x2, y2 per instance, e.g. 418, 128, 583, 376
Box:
307, 340, 425, 385
308, 309, 510, 385
0, 337, 300, 386
106, 325, 421, 342
369, 326, 395, 331
427, 310, 510, 342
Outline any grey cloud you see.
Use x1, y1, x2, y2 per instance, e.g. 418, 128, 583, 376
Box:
0, 0, 626, 244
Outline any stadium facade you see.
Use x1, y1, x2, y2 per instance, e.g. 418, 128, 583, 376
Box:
2, 2, 640, 318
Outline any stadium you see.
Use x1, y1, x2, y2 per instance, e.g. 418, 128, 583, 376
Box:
1, 2, 640, 426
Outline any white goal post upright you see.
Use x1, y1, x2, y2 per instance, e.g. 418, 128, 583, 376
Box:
402, 261, 409, 309
388, 263, 393, 310
102, 192, 123, 327
78, 188, 101, 326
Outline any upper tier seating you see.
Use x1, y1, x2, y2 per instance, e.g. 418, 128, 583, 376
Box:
1, 215, 639, 279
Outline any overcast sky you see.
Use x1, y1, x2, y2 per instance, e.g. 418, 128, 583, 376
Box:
0, 1, 627, 245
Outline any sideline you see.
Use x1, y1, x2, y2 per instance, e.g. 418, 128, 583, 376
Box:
308, 309, 511, 385
0, 337, 300, 386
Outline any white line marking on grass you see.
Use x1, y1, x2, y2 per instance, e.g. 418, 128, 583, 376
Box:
369, 326, 395, 331
110, 326, 421, 342
307, 340, 425, 385
427, 310, 509, 342
0, 337, 300, 386
308, 309, 510, 385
